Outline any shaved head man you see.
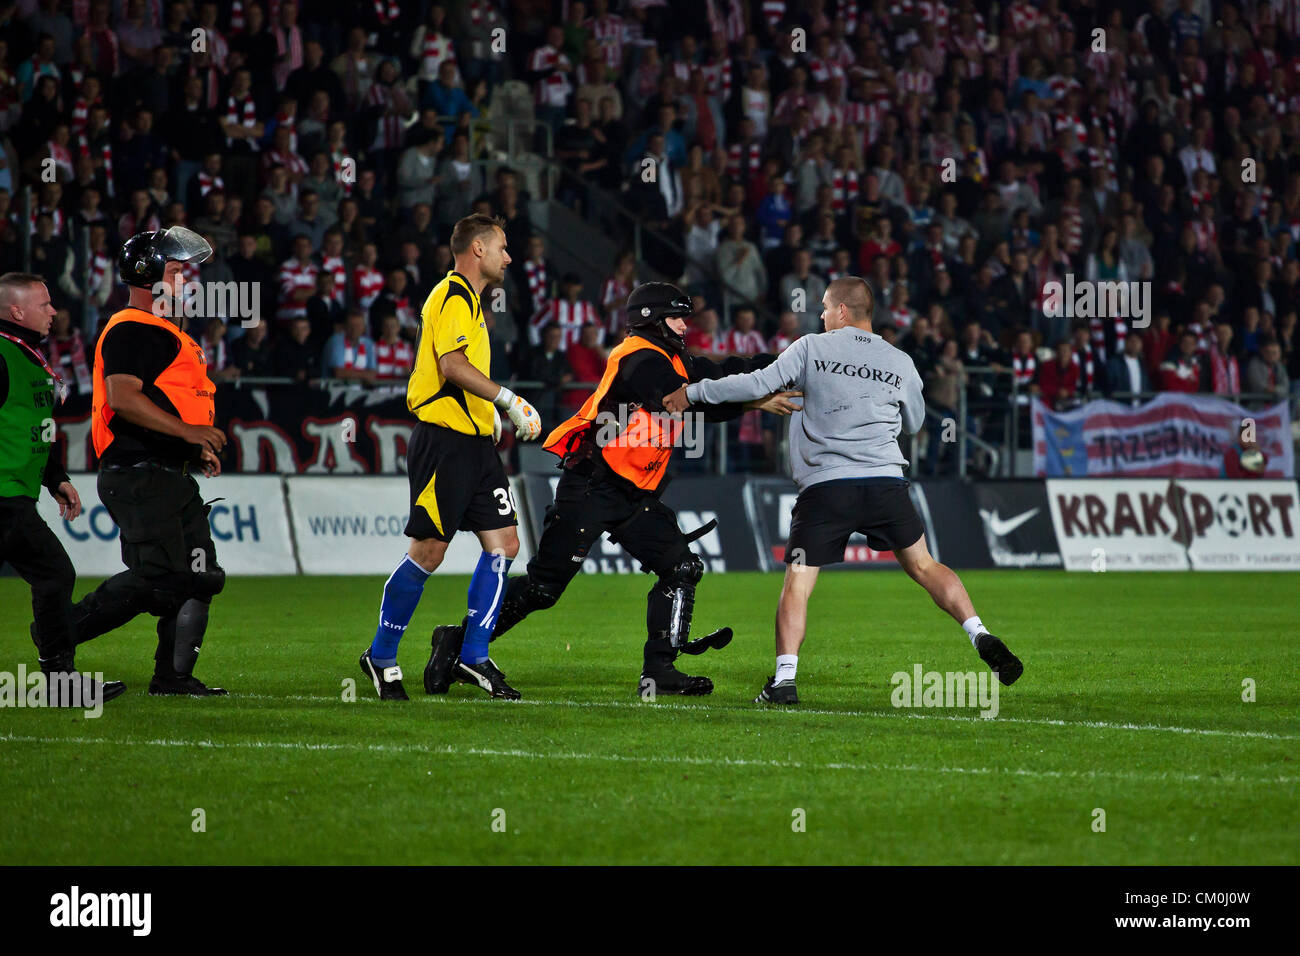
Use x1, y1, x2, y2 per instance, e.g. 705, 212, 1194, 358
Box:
664, 274, 1024, 703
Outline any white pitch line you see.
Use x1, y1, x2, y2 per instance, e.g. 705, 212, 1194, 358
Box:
0, 732, 1292, 785
227, 692, 1300, 742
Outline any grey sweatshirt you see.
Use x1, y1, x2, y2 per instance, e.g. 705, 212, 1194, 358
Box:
685, 325, 925, 489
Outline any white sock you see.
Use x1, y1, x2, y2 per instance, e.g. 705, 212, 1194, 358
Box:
775, 654, 798, 683
962, 616, 988, 646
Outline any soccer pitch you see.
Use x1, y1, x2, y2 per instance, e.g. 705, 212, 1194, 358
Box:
1, 570, 1296, 866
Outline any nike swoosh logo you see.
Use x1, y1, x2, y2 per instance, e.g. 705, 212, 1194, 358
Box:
981, 508, 1039, 537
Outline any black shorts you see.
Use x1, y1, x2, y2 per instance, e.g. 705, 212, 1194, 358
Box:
405, 421, 517, 542
784, 477, 924, 567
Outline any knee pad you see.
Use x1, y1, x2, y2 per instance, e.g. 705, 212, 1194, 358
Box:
192, 567, 226, 600
647, 552, 705, 649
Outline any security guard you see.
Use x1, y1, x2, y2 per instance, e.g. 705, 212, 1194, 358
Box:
69, 227, 230, 696
424, 282, 800, 695
0, 273, 124, 704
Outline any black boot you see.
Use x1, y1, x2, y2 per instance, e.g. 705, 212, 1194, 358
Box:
38, 650, 127, 706
639, 637, 713, 696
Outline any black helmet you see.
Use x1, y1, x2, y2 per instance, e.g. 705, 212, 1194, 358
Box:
627, 281, 692, 328
118, 226, 213, 288
626, 281, 693, 354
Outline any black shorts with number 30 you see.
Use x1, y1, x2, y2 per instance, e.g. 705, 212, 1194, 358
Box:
785, 477, 924, 567
405, 422, 517, 542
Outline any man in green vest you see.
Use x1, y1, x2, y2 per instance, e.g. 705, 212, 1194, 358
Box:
0, 273, 124, 706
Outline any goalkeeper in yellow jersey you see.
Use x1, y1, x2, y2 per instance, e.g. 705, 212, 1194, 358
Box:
359, 214, 541, 702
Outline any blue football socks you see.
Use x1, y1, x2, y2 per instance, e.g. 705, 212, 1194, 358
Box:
461, 550, 512, 665
368, 555, 431, 666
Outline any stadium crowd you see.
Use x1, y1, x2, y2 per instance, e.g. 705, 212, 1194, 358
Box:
2, 0, 1300, 475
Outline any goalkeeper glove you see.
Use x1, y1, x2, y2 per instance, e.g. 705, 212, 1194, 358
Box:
492, 406, 503, 444
493, 386, 542, 441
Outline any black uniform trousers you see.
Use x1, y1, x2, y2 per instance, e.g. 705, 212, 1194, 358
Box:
72, 463, 221, 674
0, 495, 77, 666
525, 466, 689, 595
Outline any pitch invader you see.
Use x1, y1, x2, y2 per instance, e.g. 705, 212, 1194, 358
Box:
359, 214, 542, 701
664, 277, 1023, 704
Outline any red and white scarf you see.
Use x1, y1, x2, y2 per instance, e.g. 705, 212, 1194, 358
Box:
322, 255, 347, 306
831, 168, 859, 211
524, 259, 549, 313
197, 170, 225, 197
375, 339, 414, 377
273, 24, 303, 88
226, 94, 260, 150
1209, 346, 1240, 395
531, 299, 600, 349
1089, 316, 1127, 361
354, 265, 384, 309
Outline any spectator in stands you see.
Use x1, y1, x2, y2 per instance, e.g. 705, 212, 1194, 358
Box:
1245, 337, 1290, 405
201, 316, 238, 383
397, 132, 439, 211
370, 268, 417, 340
277, 235, 319, 325
1208, 321, 1242, 397
779, 249, 827, 335
755, 173, 791, 250
523, 323, 572, 426
1160, 330, 1208, 393
42, 308, 91, 407
768, 310, 801, 352
306, 272, 345, 349
231, 318, 275, 378
1036, 340, 1081, 411
564, 322, 607, 413
685, 306, 726, 357
716, 214, 766, 311
323, 307, 378, 383
1105, 334, 1150, 404
374, 313, 415, 382
720, 307, 766, 356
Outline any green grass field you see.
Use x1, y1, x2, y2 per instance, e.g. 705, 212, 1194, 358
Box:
0, 570, 1296, 865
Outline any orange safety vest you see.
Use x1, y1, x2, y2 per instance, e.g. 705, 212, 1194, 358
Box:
543, 335, 687, 491
91, 308, 217, 458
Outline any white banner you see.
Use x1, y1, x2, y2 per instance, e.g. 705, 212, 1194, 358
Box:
1047, 478, 1300, 571
35, 474, 296, 576
1046, 479, 1190, 571
1033, 394, 1293, 478
1180, 480, 1300, 570
286, 476, 530, 575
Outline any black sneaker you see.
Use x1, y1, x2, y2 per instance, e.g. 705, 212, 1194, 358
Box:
42, 671, 127, 707
148, 674, 229, 697
358, 649, 408, 701
755, 675, 798, 705
975, 633, 1023, 686
453, 657, 521, 700
639, 665, 713, 697
424, 624, 464, 695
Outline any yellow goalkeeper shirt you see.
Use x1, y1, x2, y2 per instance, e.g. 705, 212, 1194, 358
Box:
407, 270, 493, 437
